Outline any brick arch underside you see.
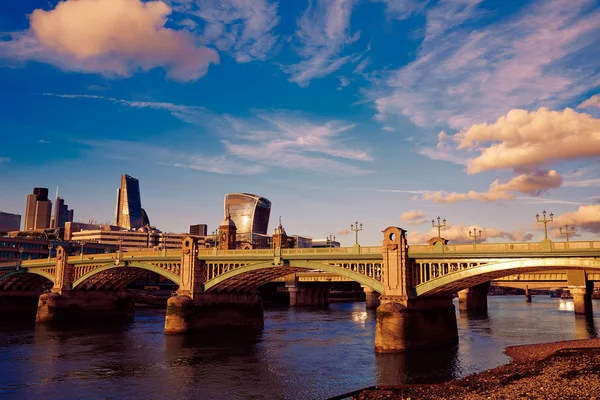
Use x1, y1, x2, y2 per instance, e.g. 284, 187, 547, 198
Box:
416, 258, 600, 297
205, 262, 384, 293
72, 263, 180, 291
0, 271, 53, 292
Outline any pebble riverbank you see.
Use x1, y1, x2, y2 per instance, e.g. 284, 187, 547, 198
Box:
355, 338, 600, 400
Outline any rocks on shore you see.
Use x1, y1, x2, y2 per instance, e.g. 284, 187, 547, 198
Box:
356, 338, 600, 400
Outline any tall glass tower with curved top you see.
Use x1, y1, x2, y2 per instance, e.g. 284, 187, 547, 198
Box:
224, 193, 271, 244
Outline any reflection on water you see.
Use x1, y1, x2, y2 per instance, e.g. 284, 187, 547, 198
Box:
0, 297, 599, 399
559, 299, 575, 311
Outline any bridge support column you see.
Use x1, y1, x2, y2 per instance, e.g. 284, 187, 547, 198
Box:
165, 237, 264, 334
375, 295, 458, 352
375, 227, 458, 352
567, 270, 593, 316
570, 284, 593, 316
363, 286, 380, 309
458, 282, 489, 312
525, 285, 532, 303
165, 293, 263, 334
36, 291, 135, 323
36, 246, 134, 324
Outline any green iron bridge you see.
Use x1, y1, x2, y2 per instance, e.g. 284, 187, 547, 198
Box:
1, 238, 600, 297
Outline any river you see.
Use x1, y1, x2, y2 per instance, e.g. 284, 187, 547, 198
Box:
1, 296, 599, 399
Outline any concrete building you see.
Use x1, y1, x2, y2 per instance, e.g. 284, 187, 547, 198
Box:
189, 224, 208, 236
24, 188, 52, 230
292, 235, 313, 248
115, 174, 146, 230
0, 212, 21, 232
51, 197, 74, 229
312, 238, 341, 248
224, 193, 271, 245
69, 226, 209, 251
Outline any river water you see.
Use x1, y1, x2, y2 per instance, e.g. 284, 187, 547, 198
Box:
1, 296, 599, 399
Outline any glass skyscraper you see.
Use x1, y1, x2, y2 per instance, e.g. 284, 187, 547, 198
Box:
115, 174, 144, 230
224, 193, 271, 244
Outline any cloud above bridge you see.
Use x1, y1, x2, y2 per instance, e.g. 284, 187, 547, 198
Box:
400, 209, 428, 225
407, 223, 533, 244
550, 204, 600, 235
0, 0, 219, 81
422, 170, 563, 204
455, 108, 600, 174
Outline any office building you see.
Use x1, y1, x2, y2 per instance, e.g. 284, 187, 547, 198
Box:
224, 193, 271, 244
70, 228, 209, 251
189, 224, 208, 236
24, 188, 52, 230
312, 238, 341, 248
115, 174, 146, 230
292, 235, 313, 248
51, 197, 74, 229
0, 212, 21, 232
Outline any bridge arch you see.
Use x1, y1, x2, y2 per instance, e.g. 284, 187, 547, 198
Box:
72, 261, 181, 290
0, 270, 54, 291
205, 260, 384, 293
415, 257, 600, 297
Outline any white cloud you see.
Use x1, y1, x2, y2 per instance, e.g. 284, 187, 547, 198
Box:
400, 209, 428, 225
578, 94, 600, 110
422, 170, 563, 203
284, 0, 359, 86
375, 0, 428, 20
417, 130, 468, 165
455, 107, 600, 174
337, 76, 352, 90
424, 0, 482, 41
551, 204, 600, 234
407, 223, 533, 244
0, 0, 219, 81
42, 93, 211, 125
373, 0, 600, 129
182, 0, 280, 63
222, 111, 372, 175
45, 93, 372, 175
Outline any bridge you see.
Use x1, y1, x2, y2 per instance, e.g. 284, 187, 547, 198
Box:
1, 226, 599, 352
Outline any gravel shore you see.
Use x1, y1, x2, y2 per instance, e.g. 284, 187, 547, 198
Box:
356, 338, 600, 400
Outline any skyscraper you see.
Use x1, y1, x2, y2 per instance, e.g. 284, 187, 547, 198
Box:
115, 174, 145, 230
51, 197, 74, 229
24, 188, 52, 230
224, 193, 271, 243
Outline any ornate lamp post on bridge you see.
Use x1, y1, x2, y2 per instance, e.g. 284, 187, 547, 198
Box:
559, 224, 575, 242
17, 245, 23, 271
469, 228, 482, 245
212, 229, 219, 248
350, 221, 363, 247
327, 234, 336, 249
48, 242, 54, 261
432, 216, 446, 244
536, 210, 554, 240
79, 241, 86, 260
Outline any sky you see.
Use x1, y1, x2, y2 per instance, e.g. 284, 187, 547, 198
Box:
0, 0, 599, 246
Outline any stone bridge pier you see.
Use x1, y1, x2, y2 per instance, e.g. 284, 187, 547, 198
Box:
375, 227, 458, 353
458, 282, 490, 313
36, 246, 135, 324
284, 274, 330, 307
165, 236, 264, 334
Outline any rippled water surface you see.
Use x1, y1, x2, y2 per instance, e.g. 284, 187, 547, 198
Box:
1, 297, 599, 399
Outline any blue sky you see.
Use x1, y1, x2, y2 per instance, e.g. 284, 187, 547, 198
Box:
1, 0, 599, 246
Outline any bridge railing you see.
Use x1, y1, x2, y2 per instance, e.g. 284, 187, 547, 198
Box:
409, 240, 600, 254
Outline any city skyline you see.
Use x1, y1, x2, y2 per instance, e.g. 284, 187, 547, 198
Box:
1, 0, 599, 246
